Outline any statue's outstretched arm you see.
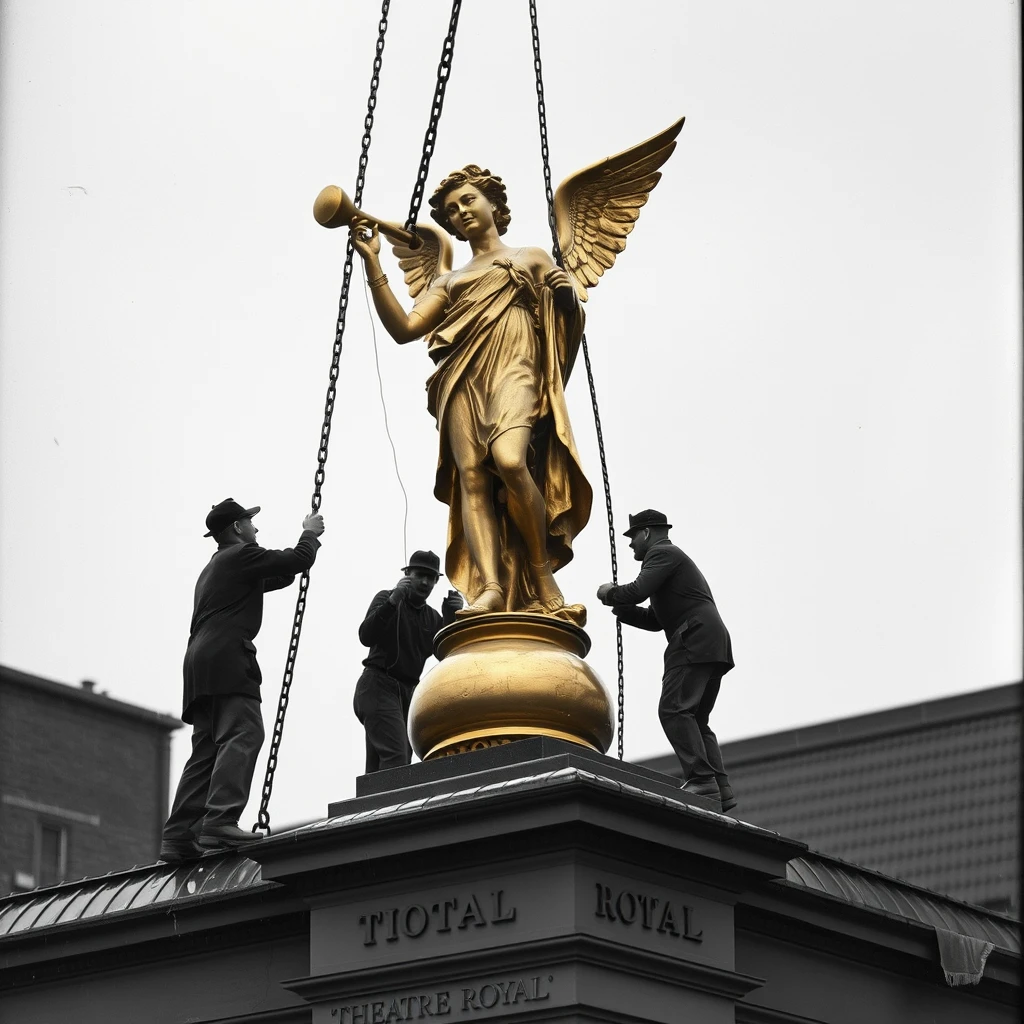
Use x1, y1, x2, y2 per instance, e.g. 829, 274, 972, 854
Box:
553, 117, 684, 301
350, 220, 448, 344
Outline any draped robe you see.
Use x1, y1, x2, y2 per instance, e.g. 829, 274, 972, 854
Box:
422, 254, 592, 613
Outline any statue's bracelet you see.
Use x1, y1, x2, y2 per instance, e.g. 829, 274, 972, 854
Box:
368, 272, 389, 289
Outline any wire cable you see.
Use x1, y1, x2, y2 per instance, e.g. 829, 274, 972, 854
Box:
361, 265, 410, 566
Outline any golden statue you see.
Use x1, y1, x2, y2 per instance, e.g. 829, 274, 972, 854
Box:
317, 118, 683, 628
314, 119, 683, 758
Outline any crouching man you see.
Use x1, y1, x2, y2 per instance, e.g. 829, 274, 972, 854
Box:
354, 550, 463, 773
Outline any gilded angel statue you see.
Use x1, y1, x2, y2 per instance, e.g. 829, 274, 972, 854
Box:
330, 118, 683, 625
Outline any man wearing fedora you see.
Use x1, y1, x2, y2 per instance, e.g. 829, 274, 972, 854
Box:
596, 510, 736, 813
159, 499, 325, 862
354, 550, 464, 773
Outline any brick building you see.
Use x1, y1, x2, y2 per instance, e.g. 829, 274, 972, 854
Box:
0, 665, 181, 893
639, 681, 1021, 915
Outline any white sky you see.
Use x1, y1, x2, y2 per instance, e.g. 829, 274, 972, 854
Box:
1, 1, 1020, 831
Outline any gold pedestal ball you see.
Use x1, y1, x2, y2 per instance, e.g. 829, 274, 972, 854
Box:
408, 613, 614, 761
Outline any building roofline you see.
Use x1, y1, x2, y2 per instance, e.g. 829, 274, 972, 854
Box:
0, 664, 182, 732
639, 681, 1022, 776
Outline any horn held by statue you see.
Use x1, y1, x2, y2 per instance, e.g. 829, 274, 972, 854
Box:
313, 185, 422, 249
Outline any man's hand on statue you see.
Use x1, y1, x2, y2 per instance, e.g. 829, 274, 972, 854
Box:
596, 583, 615, 605
389, 576, 414, 606
349, 217, 381, 260
302, 513, 325, 536
442, 590, 464, 615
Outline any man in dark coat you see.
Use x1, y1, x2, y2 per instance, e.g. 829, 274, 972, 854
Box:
354, 550, 463, 773
159, 498, 325, 862
596, 510, 736, 813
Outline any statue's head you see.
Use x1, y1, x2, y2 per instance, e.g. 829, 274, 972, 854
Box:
429, 165, 511, 240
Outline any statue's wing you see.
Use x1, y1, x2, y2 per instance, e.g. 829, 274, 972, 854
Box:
554, 117, 684, 301
382, 223, 454, 301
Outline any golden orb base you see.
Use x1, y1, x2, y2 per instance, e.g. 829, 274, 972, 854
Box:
408, 612, 614, 761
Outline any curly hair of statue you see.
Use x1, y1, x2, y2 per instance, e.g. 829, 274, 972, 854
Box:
428, 165, 511, 239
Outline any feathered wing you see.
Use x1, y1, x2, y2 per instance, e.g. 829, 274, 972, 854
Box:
381, 223, 454, 301
553, 117, 684, 301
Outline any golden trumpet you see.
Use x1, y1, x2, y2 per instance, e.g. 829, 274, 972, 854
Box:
312, 185, 420, 248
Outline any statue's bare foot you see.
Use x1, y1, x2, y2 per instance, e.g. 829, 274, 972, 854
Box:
455, 583, 505, 617
531, 562, 565, 614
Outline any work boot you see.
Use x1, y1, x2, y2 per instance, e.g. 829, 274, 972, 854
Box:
680, 777, 722, 811
197, 823, 264, 851
158, 835, 202, 864
718, 783, 738, 813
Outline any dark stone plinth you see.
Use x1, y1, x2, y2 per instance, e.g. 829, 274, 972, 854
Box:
255, 746, 801, 1024
340, 737, 713, 816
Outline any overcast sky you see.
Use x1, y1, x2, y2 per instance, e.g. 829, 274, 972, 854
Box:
1, 1, 1020, 831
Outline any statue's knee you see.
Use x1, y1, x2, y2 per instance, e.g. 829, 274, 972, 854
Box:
493, 456, 528, 485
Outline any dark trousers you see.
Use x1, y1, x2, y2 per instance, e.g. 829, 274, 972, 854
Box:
659, 645, 729, 785
353, 667, 414, 773
162, 694, 265, 838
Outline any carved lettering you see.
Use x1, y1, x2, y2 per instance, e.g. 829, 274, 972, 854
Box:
683, 904, 703, 941
616, 890, 637, 923
594, 882, 702, 944
361, 910, 385, 946
491, 889, 516, 922
432, 898, 458, 932
342, 978, 547, 1021
363, 892, 516, 945
403, 904, 429, 938
638, 893, 657, 930
657, 901, 680, 936
594, 883, 616, 920
457, 894, 486, 929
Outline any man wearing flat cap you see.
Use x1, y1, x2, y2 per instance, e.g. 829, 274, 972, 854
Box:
159, 499, 325, 862
596, 510, 736, 813
354, 550, 463, 773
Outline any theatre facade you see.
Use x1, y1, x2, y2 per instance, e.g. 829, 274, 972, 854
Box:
0, 741, 1019, 1023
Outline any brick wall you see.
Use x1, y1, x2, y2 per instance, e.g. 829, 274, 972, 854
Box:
0, 681, 175, 892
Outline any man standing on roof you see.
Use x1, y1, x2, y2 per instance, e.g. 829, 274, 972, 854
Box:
596, 510, 736, 813
159, 499, 325, 863
355, 550, 463, 773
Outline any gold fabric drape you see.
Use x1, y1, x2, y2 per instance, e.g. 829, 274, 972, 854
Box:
424, 257, 592, 611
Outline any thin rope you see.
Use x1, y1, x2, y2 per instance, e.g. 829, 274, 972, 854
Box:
362, 266, 410, 566
528, 0, 626, 760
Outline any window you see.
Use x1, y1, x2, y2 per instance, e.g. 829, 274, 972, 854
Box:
36, 822, 68, 886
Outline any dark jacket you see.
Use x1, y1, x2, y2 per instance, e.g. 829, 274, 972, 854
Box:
181, 531, 321, 722
605, 539, 734, 669
358, 591, 452, 686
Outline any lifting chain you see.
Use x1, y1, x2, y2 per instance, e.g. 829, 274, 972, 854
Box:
404, 0, 463, 236
252, 0, 393, 835
529, 0, 626, 760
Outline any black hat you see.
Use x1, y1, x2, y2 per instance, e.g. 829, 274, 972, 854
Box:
402, 549, 442, 576
623, 509, 672, 537
204, 498, 261, 537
